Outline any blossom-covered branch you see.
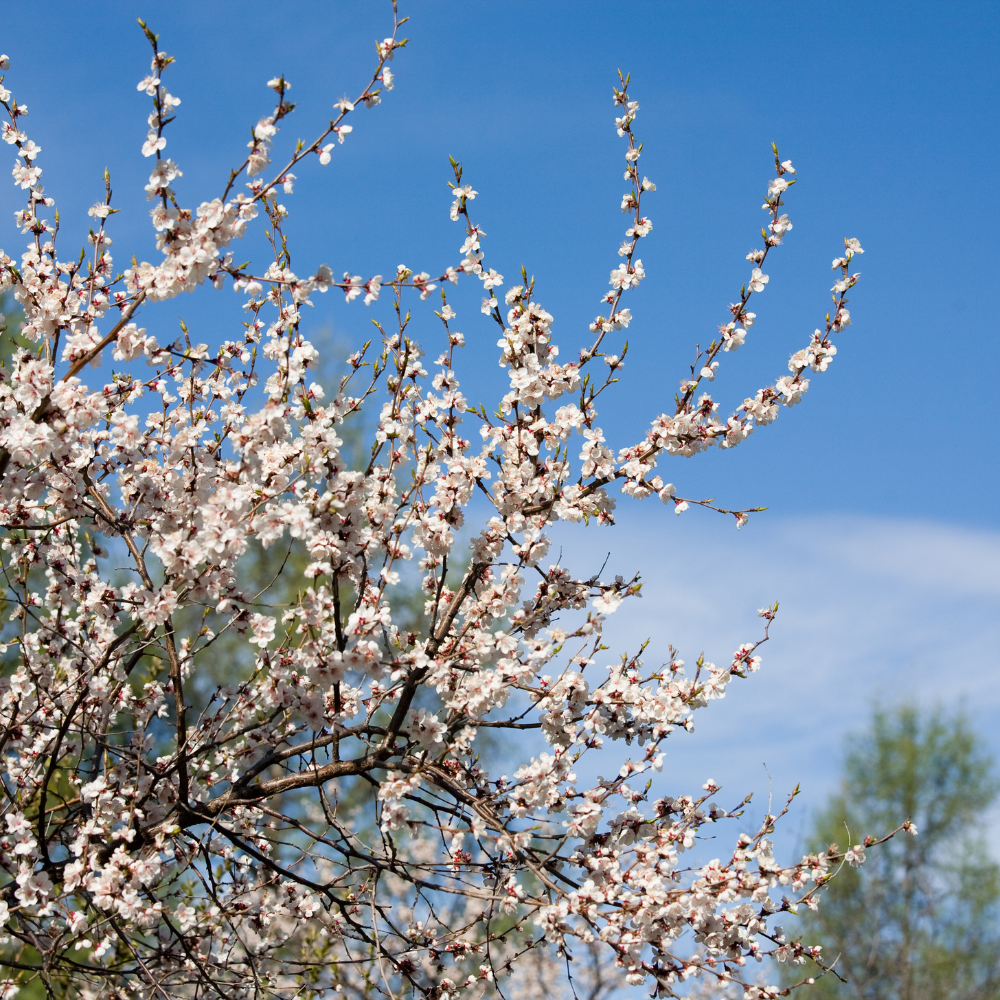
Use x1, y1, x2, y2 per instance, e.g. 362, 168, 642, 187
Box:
0, 13, 884, 1000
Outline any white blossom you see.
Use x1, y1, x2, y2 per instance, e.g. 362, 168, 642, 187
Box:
0, 31, 884, 1000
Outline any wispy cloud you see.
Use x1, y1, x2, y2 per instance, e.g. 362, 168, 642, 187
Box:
551, 511, 1000, 845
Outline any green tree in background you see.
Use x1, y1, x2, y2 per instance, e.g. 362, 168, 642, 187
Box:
0, 290, 27, 359
0, 291, 28, 656
787, 706, 1000, 1000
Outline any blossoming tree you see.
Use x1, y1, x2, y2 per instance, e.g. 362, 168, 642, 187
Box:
0, 7, 905, 999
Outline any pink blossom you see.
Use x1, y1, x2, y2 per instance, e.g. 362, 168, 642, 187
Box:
0, 35, 880, 1000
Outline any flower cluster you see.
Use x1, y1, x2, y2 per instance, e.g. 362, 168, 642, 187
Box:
0, 17, 890, 1000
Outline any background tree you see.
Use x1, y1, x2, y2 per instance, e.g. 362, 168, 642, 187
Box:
787, 706, 1000, 1000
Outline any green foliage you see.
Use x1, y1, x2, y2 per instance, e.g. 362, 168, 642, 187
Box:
0, 290, 30, 367
787, 705, 1000, 1000
0, 291, 31, 661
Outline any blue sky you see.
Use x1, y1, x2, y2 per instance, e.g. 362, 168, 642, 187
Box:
3, 1, 998, 522
2, 3, 998, 839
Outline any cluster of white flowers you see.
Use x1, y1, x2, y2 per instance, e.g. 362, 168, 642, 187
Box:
0, 19, 894, 1000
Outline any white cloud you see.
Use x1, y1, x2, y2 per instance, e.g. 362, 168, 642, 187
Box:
550, 511, 1000, 849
